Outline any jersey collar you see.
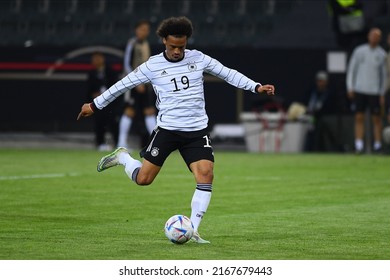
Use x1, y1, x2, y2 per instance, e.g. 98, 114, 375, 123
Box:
163, 51, 185, 63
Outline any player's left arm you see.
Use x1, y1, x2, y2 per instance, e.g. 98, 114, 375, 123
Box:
256, 84, 275, 95
204, 53, 275, 95
378, 55, 387, 110
379, 55, 387, 97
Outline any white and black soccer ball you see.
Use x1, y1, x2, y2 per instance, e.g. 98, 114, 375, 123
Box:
164, 214, 194, 244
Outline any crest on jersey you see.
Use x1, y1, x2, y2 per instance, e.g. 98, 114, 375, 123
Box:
151, 147, 159, 157
188, 62, 197, 72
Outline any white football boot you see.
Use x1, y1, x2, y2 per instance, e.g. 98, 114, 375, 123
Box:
191, 232, 210, 244
97, 147, 128, 172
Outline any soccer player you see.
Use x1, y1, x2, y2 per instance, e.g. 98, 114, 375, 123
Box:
118, 20, 157, 149
87, 52, 121, 151
77, 16, 275, 243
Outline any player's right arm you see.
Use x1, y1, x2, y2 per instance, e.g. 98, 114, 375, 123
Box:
77, 103, 95, 120
77, 63, 151, 120
346, 48, 358, 99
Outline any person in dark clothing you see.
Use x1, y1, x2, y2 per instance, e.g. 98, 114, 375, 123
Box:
304, 71, 339, 152
87, 52, 122, 151
328, 0, 366, 51
117, 20, 156, 149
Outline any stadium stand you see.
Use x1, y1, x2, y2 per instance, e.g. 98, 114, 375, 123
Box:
1, 0, 389, 149
0, 0, 303, 47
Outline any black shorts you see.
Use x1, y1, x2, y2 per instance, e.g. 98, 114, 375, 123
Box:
353, 92, 381, 115
124, 85, 156, 111
140, 127, 214, 169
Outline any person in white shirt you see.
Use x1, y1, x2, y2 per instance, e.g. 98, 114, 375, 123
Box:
346, 27, 387, 153
77, 16, 275, 243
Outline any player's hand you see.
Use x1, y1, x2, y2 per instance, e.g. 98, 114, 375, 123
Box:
77, 103, 94, 120
258, 84, 275, 95
347, 91, 355, 100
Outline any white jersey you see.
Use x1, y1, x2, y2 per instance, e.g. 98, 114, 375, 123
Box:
94, 49, 261, 131
346, 44, 387, 96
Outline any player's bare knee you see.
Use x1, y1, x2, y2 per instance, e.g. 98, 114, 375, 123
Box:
144, 107, 156, 116
196, 168, 214, 183
125, 108, 135, 118
135, 174, 154, 186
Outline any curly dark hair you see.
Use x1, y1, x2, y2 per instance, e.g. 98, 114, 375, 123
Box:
156, 16, 193, 38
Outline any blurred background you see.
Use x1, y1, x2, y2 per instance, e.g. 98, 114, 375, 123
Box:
0, 0, 389, 152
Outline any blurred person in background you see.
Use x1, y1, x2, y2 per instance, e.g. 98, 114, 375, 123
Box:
87, 52, 122, 151
304, 71, 338, 152
387, 32, 390, 125
328, 0, 366, 51
117, 20, 157, 149
383, 32, 390, 151
346, 27, 387, 153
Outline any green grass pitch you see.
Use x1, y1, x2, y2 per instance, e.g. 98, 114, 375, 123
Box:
0, 148, 389, 260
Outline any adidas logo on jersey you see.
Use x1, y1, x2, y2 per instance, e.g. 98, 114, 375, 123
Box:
161, 70, 168, 75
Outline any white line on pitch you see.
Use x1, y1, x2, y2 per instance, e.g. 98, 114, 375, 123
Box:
0, 173, 79, 181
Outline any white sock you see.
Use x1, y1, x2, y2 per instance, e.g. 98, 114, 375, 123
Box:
355, 139, 363, 151
118, 115, 132, 147
374, 141, 381, 150
144, 115, 156, 135
190, 185, 212, 232
118, 152, 142, 182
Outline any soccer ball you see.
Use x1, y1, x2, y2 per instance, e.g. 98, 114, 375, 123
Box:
164, 215, 194, 244
383, 126, 390, 145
